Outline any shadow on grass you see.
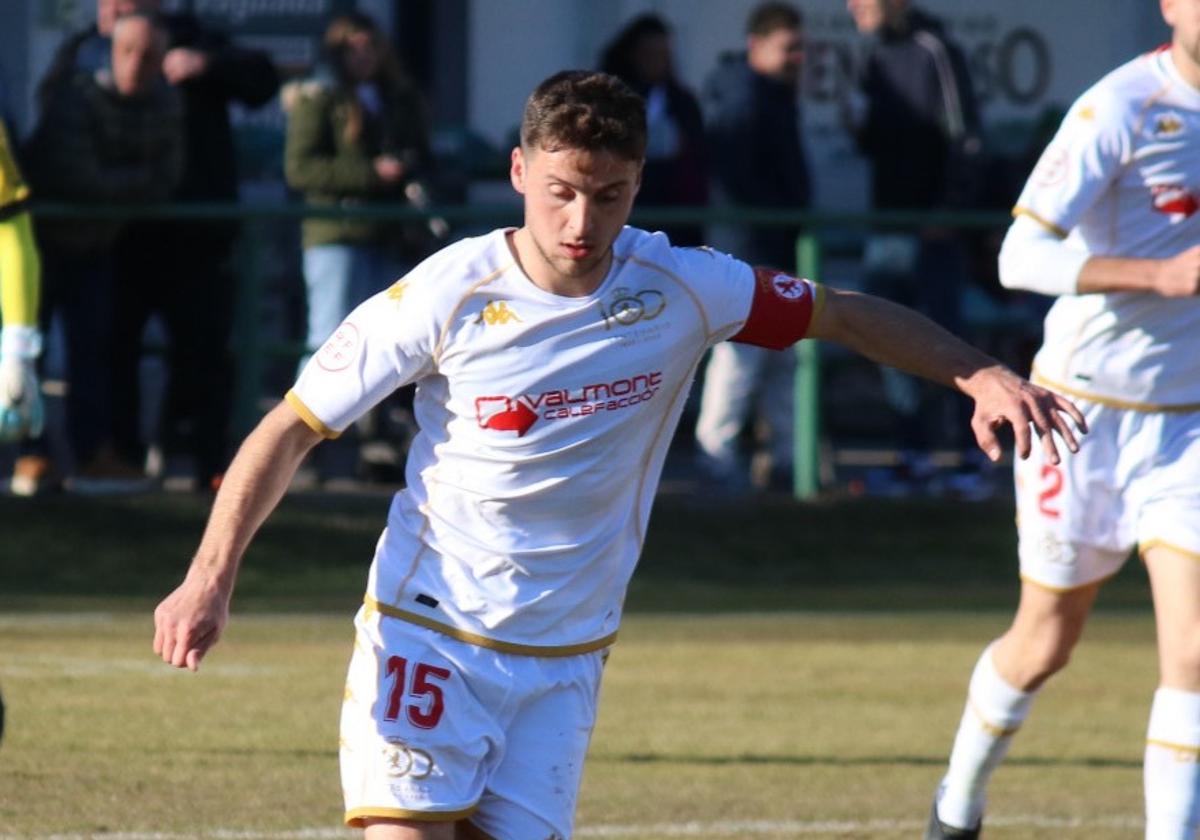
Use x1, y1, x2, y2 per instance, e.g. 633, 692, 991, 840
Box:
594, 752, 1142, 770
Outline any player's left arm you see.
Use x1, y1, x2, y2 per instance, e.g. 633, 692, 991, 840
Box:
807, 286, 1086, 463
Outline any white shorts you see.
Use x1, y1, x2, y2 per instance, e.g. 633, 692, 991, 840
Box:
339, 603, 606, 840
1015, 402, 1200, 590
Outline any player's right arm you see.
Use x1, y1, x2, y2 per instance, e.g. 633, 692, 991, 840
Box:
153, 402, 322, 672
998, 71, 1200, 300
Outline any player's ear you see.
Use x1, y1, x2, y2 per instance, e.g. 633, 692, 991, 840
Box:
510, 146, 527, 195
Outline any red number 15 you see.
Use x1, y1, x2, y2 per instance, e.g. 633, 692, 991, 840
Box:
384, 656, 451, 729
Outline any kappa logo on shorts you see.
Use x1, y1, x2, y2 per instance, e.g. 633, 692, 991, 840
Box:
382, 738, 435, 780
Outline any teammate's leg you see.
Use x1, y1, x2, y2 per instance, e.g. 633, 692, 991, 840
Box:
694, 342, 767, 480
1143, 543, 1200, 839
933, 579, 1100, 832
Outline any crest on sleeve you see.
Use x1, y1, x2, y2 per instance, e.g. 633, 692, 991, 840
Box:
769, 272, 810, 302
316, 322, 360, 372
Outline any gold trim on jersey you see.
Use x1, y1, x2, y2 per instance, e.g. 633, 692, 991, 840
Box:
284, 390, 342, 439
431, 261, 515, 365
1030, 369, 1200, 413
364, 595, 619, 657
1012, 206, 1069, 239
1146, 738, 1200, 760
345, 804, 478, 827
1140, 540, 1200, 563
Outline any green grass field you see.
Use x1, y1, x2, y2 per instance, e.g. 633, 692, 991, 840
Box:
0, 491, 1158, 838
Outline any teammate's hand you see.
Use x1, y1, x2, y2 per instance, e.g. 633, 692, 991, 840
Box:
964, 366, 1088, 464
153, 571, 231, 672
1153, 245, 1200, 297
0, 332, 44, 443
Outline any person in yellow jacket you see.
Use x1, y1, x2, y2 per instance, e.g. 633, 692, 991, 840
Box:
0, 110, 43, 445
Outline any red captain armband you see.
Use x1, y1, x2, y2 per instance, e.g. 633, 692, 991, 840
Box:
730, 266, 822, 350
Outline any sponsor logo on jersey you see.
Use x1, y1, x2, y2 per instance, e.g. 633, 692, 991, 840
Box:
1153, 112, 1185, 139
1151, 183, 1199, 219
386, 280, 409, 302
316, 321, 359, 372
381, 738, 435, 780
477, 300, 522, 325
476, 370, 663, 436
598, 286, 666, 329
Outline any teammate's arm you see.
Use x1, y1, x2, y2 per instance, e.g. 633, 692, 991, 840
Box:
153, 402, 322, 672
998, 214, 1200, 297
806, 287, 1086, 463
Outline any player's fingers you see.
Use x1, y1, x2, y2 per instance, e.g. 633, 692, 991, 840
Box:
186, 648, 204, 673
1050, 408, 1081, 454
973, 416, 1002, 462
1009, 410, 1033, 460
1056, 394, 1089, 434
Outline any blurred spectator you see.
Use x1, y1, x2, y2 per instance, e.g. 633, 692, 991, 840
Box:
693, 1, 810, 491
283, 11, 434, 483
600, 13, 707, 246
0, 76, 45, 464
21, 11, 182, 491
842, 0, 986, 490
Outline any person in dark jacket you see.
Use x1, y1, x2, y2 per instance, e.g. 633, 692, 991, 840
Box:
600, 13, 707, 246
843, 0, 987, 491
694, 2, 811, 491
24, 11, 183, 489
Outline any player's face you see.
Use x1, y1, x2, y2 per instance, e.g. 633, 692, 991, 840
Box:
510, 144, 642, 293
1164, 0, 1200, 86
341, 31, 381, 83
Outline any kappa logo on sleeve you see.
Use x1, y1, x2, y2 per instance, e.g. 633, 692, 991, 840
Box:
316, 322, 360, 372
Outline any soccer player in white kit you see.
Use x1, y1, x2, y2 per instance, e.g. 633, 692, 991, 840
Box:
926, 2, 1200, 838
153, 70, 1083, 840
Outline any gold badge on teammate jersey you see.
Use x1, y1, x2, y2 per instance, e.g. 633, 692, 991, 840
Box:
1152, 112, 1185, 139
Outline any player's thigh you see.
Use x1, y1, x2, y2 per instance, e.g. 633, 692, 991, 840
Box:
1014, 401, 1132, 591
466, 651, 606, 840
341, 609, 506, 829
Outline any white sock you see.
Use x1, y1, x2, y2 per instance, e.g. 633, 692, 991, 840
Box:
936, 643, 1037, 829
1145, 687, 1200, 840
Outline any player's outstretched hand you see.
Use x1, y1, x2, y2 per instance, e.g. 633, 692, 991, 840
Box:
153, 571, 231, 672
964, 365, 1087, 464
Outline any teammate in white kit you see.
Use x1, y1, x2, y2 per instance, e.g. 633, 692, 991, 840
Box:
153, 70, 1083, 840
926, 2, 1200, 838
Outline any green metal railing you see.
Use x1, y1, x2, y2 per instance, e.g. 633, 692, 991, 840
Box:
32, 200, 1009, 499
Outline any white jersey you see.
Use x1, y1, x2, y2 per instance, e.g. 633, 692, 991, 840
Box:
1014, 48, 1200, 410
288, 226, 820, 654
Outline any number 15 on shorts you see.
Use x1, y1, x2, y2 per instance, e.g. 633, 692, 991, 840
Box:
384, 656, 450, 729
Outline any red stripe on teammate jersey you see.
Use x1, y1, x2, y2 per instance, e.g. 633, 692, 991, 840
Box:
730, 266, 819, 350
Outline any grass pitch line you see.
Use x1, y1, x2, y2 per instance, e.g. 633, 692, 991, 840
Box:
7, 814, 1145, 840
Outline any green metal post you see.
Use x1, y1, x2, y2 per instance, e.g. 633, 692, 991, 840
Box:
794, 234, 822, 500
230, 221, 266, 438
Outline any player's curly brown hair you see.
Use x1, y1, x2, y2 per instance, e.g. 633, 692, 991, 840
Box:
519, 70, 646, 161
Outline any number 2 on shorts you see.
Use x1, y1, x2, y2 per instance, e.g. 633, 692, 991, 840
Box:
383, 656, 451, 729
1039, 463, 1064, 519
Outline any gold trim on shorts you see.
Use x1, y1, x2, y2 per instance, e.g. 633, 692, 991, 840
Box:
1140, 540, 1200, 563
346, 804, 478, 827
